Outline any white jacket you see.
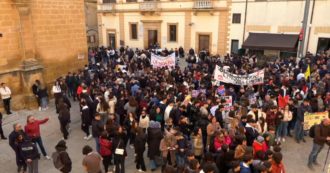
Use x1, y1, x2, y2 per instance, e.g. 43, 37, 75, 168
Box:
0, 86, 11, 99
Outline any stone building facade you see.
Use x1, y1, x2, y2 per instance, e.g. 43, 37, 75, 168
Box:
97, 0, 329, 56
0, 0, 88, 110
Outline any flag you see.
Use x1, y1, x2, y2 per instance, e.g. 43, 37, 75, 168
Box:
305, 65, 310, 79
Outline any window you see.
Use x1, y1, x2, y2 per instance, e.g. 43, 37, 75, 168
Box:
103, 0, 116, 3
168, 24, 177, 42
87, 35, 95, 43
232, 13, 241, 24
130, 23, 138, 40
231, 40, 239, 54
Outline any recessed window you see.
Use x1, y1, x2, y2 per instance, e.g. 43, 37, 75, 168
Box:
103, 0, 116, 3
130, 23, 138, 40
168, 24, 177, 42
232, 13, 241, 24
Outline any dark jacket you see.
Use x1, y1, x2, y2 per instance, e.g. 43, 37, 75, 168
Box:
314, 123, 330, 146
92, 119, 104, 138
9, 130, 28, 152
81, 106, 92, 124
245, 124, 259, 146
147, 125, 162, 159
58, 106, 71, 125
134, 133, 147, 154
112, 133, 127, 157
296, 104, 312, 122
18, 140, 40, 160
55, 141, 72, 173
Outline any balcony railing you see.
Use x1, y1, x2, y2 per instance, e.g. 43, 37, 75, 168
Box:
98, 3, 116, 11
194, 0, 213, 9
139, 1, 159, 11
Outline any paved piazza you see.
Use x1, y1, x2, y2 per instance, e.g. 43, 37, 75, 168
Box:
0, 99, 328, 173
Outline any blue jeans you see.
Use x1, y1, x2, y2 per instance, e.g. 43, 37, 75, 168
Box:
176, 154, 185, 167
149, 159, 157, 170
308, 143, 324, 165
40, 97, 48, 109
32, 137, 47, 156
94, 137, 100, 153
276, 121, 288, 138
294, 120, 304, 141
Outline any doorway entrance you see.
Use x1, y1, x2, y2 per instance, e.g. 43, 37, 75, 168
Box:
148, 30, 158, 48
108, 33, 116, 49
198, 34, 210, 52
317, 37, 330, 53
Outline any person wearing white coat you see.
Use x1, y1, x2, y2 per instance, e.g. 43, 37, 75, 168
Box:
0, 83, 12, 114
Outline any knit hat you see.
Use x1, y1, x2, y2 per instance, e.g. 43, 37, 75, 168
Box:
256, 136, 264, 143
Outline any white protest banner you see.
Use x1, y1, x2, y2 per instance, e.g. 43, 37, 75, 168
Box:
151, 53, 175, 69
214, 65, 264, 85
220, 96, 233, 111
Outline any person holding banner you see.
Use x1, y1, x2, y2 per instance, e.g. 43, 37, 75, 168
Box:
307, 119, 330, 170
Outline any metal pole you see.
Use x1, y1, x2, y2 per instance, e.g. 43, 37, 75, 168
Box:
298, 0, 311, 58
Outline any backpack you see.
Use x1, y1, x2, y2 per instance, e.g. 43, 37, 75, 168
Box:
309, 124, 317, 138
52, 151, 64, 170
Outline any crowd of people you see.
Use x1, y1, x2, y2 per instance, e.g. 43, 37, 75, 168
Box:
1, 45, 330, 173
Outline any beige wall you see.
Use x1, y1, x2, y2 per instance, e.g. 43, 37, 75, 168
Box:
230, 0, 330, 54
98, 0, 230, 55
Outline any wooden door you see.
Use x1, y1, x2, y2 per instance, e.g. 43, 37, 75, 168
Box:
108, 33, 116, 49
148, 30, 158, 48
198, 34, 210, 52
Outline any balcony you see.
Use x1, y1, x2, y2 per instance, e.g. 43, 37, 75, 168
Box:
98, 3, 116, 12
139, 1, 159, 12
193, 0, 213, 9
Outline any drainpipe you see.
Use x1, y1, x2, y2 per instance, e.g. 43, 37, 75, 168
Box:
298, 0, 311, 58
306, 0, 315, 53
242, 0, 248, 42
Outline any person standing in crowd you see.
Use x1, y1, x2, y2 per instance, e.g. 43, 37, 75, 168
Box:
92, 113, 104, 153
81, 100, 92, 140
295, 99, 312, 143
9, 123, 28, 173
24, 115, 50, 160
17, 134, 40, 173
38, 82, 49, 111
307, 119, 330, 169
82, 145, 102, 173
58, 100, 71, 140
52, 80, 62, 113
53, 140, 72, 173
276, 105, 292, 143
0, 112, 7, 139
147, 121, 163, 171
0, 82, 12, 114
138, 110, 150, 132
99, 131, 112, 173
113, 126, 127, 173
134, 127, 147, 172
32, 80, 41, 111
192, 128, 203, 162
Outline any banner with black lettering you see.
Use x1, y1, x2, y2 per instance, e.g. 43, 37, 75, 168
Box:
214, 65, 264, 85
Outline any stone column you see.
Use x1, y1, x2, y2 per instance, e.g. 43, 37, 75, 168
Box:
11, 0, 45, 109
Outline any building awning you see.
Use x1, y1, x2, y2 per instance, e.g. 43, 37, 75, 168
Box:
242, 33, 299, 51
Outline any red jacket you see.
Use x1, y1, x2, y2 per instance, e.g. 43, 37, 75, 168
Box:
252, 141, 268, 156
271, 161, 286, 173
99, 138, 112, 156
25, 118, 49, 138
